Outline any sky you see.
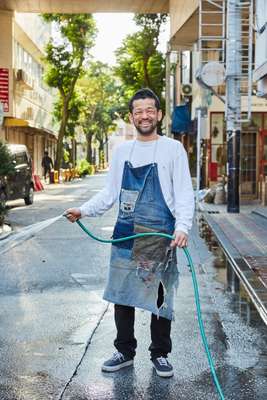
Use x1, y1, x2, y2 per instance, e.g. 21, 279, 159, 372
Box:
91, 13, 170, 66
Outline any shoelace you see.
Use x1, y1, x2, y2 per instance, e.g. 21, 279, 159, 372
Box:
113, 351, 124, 361
157, 356, 168, 366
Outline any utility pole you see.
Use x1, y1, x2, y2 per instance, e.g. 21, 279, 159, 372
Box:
225, 0, 242, 213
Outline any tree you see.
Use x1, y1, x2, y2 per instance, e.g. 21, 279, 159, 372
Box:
78, 62, 119, 166
114, 14, 167, 120
0, 142, 15, 177
42, 13, 97, 170
53, 91, 83, 164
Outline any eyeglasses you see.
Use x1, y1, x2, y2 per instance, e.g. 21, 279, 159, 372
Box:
132, 107, 157, 117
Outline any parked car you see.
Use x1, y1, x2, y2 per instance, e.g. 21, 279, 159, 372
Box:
0, 144, 34, 206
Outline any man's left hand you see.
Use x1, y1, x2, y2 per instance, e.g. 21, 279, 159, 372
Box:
170, 231, 188, 248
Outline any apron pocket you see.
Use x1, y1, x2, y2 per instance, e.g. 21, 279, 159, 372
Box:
132, 224, 171, 271
112, 220, 134, 249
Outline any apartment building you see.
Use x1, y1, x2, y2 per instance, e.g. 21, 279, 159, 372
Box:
254, 0, 267, 186
167, 0, 267, 202
0, 11, 57, 176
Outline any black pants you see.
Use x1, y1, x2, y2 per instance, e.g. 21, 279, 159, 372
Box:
114, 284, 172, 360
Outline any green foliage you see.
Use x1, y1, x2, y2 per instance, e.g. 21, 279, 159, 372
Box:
42, 14, 97, 95
77, 61, 119, 164
53, 91, 83, 137
63, 148, 70, 163
0, 141, 14, 226
42, 13, 97, 169
76, 159, 94, 176
0, 141, 15, 177
114, 14, 167, 118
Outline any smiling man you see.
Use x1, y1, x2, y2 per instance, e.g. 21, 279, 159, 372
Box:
65, 88, 194, 378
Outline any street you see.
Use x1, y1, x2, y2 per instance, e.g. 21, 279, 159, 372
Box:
0, 173, 266, 400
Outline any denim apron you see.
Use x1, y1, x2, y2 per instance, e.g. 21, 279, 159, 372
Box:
103, 140, 179, 320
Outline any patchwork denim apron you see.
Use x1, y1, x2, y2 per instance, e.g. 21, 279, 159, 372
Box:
103, 140, 179, 320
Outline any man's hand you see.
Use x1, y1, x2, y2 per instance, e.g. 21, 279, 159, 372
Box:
170, 231, 188, 248
64, 208, 81, 223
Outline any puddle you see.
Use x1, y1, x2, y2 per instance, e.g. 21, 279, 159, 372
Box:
198, 216, 266, 329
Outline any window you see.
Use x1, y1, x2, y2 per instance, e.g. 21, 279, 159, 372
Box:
15, 152, 28, 165
210, 113, 226, 177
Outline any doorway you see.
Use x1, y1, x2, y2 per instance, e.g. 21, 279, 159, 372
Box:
240, 129, 258, 198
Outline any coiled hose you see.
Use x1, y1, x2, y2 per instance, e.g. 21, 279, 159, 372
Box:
75, 218, 225, 400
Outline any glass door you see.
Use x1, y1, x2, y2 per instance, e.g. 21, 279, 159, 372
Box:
259, 129, 267, 178
240, 129, 258, 197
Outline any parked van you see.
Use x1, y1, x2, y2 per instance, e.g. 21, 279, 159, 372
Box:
0, 144, 34, 206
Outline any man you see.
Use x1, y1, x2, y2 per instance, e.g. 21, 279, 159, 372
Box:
65, 88, 194, 378
41, 150, 53, 183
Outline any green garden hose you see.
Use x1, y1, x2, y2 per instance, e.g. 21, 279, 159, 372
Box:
75, 218, 225, 400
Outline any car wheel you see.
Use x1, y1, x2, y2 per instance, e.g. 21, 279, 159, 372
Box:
0, 191, 6, 209
24, 186, 34, 205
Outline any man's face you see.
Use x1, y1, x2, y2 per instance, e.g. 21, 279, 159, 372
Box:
129, 98, 162, 136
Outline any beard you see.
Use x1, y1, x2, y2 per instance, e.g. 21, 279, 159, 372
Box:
133, 119, 158, 136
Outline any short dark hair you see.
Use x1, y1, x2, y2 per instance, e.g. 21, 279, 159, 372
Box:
129, 88, 161, 113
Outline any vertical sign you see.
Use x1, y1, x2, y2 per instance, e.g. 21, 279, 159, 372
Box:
0, 68, 9, 112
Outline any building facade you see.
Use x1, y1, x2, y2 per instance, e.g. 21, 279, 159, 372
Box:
0, 11, 57, 176
167, 0, 267, 203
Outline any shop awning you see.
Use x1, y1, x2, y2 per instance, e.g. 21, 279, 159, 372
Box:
171, 104, 192, 134
4, 117, 28, 127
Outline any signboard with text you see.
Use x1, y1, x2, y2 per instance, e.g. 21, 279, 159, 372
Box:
0, 68, 9, 112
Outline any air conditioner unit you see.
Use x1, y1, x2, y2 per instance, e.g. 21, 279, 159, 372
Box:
256, 76, 267, 98
15, 69, 33, 90
181, 83, 192, 96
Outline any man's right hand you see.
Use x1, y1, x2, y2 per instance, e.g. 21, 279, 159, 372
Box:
64, 208, 81, 223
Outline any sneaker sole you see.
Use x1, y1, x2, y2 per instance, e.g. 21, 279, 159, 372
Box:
101, 360, 134, 372
152, 364, 174, 378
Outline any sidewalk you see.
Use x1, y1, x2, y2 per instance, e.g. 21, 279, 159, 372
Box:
199, 202, 267, 325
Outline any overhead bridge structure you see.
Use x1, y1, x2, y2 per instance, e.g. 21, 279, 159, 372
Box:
0, 0, 169, 13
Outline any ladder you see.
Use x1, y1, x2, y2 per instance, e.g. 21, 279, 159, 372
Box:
228, 0, 254, 122
199, 0, 254, 121
199, 0, 226, 65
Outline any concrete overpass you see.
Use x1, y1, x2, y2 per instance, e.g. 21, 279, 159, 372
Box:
0, 0, 169, 13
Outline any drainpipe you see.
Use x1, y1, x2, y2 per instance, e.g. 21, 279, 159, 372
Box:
226, 0, 242, 213
165, 45, 171, 137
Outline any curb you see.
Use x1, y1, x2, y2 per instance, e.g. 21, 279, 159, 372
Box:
0, 224, 12, 240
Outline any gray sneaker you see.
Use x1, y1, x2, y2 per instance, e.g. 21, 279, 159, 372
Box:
152, 357, 173, 377
102, 351, 134, 372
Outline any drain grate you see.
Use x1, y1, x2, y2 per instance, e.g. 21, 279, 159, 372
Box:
244, 256, 267, 288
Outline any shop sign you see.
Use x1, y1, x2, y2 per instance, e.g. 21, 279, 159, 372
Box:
0, 68, 9, 112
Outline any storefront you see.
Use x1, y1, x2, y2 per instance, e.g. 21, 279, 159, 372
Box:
209, 112, 267, 199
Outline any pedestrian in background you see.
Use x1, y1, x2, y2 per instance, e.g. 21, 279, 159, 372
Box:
65, 88, 194, 378
41, 150, 53, 183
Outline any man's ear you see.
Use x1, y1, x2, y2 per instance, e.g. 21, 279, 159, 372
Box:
129, 113, 133, 124
157, 110, 163, 122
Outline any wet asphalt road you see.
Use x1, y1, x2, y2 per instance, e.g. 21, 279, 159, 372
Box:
0, 173, 266, 400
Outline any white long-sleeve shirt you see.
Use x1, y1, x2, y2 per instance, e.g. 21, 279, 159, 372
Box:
79, 136, 195, 234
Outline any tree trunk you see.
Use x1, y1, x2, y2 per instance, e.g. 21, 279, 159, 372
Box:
143, 58, 151, 87
55, 56, 84, 171
98, 139, 104, 169
55, 99, 69, 170
86, 133, 93, 164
